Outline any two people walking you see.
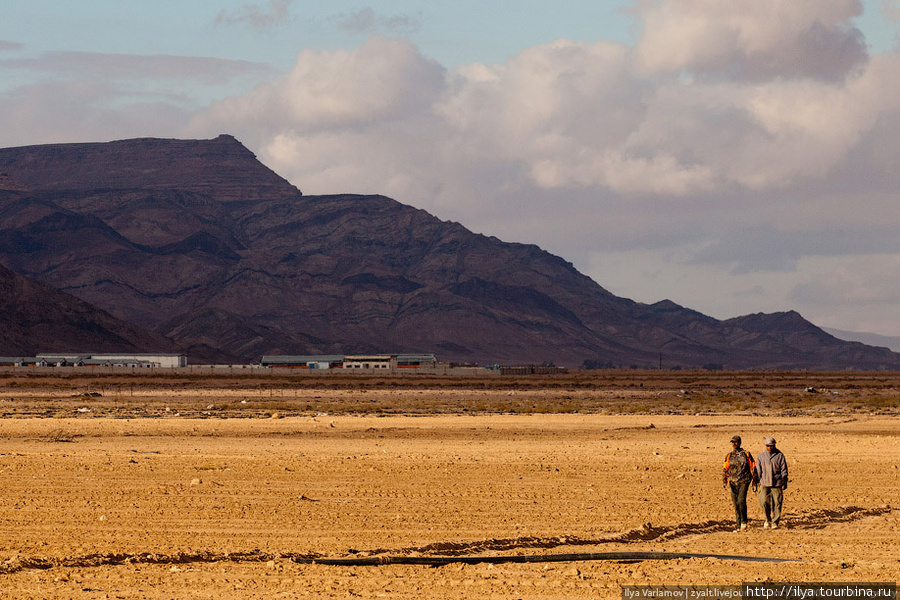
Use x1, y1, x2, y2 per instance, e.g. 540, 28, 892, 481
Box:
723, 435, 789, 531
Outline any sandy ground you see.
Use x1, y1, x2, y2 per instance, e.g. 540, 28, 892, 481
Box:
1, 403, 898, 599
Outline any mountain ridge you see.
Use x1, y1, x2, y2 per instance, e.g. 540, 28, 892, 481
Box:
1, 135, 897, 370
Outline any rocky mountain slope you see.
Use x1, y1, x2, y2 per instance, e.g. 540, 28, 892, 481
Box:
1, 135, 897, 369
0, 262, 175, 357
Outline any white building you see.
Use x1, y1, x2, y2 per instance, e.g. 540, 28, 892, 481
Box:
92, 354, 186, 368
36, 353, 186, 368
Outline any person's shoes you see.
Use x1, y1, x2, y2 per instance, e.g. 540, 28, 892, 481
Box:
771, 522, 779, 529
740, 522, 747, 530
763, 521, 770, 529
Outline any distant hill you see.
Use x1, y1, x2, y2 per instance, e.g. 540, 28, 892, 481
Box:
1, 135, 898, 370
0, 262, 174, 357
823, 328, 900, 353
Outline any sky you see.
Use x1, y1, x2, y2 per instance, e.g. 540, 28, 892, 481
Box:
2, 1, 900, 337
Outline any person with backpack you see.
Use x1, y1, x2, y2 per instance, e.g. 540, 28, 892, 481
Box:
723, 435, 757, 531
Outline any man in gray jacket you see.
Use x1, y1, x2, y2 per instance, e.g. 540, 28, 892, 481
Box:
753, 437, 789, 529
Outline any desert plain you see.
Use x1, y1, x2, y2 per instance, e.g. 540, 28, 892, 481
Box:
0, 369, 898, 599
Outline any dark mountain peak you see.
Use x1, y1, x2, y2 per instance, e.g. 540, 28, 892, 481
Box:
638, 299, 717, 326
727, 310, 815, 333
722, 310, 900, 368
0, 134, 299, 200
211, 133, 240, 144
646, 299, 684, 312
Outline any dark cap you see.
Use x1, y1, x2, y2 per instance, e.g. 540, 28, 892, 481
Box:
730, 435, 741, 443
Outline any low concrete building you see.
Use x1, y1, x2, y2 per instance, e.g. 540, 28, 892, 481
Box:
260, 353, 437, 371
343, 355, 395, 370
89, 354, 186, 368
260, 355, 345, 369
34, 353, 186, 368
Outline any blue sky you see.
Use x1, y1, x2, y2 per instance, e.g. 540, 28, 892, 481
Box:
3, 2, 896, 74
2, 2, 635, 66
2, 1, 900, 337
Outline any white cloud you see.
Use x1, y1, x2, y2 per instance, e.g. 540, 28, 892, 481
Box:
188, 36, 445, 138
188, 18, 899, 202
634, 0, 867, 80
434, 39, 721, 195
719, 54, 899, 188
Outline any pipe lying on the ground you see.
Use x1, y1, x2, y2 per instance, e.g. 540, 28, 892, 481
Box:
293, 551, 796, 566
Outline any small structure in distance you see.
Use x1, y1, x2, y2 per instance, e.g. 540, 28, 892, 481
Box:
0, 353, 187, 368
260, 354, 437, 371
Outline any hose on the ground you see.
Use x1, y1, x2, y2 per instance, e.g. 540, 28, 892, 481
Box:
293, 551, 795, 566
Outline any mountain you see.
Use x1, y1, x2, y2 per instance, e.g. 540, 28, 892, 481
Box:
0, 262, 234, 362
0, 262, 173, 357
1, 135, 898, 370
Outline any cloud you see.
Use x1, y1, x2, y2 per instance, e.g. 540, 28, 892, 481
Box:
188, 36, 445, 136
688, 224, 900, 274
0, 40, 23, 52
432, 39, 721, 196
0, 51, 274, 148
0, 80, 192, 146
665, 54, 900, 190
885, 0, 900, 21
634, 0, 867, 81
336, 7, 420, 36
1, 52, 275, 84
214, 0, 292, 31
791, 255, 900, 306
190, 18, 898, 201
